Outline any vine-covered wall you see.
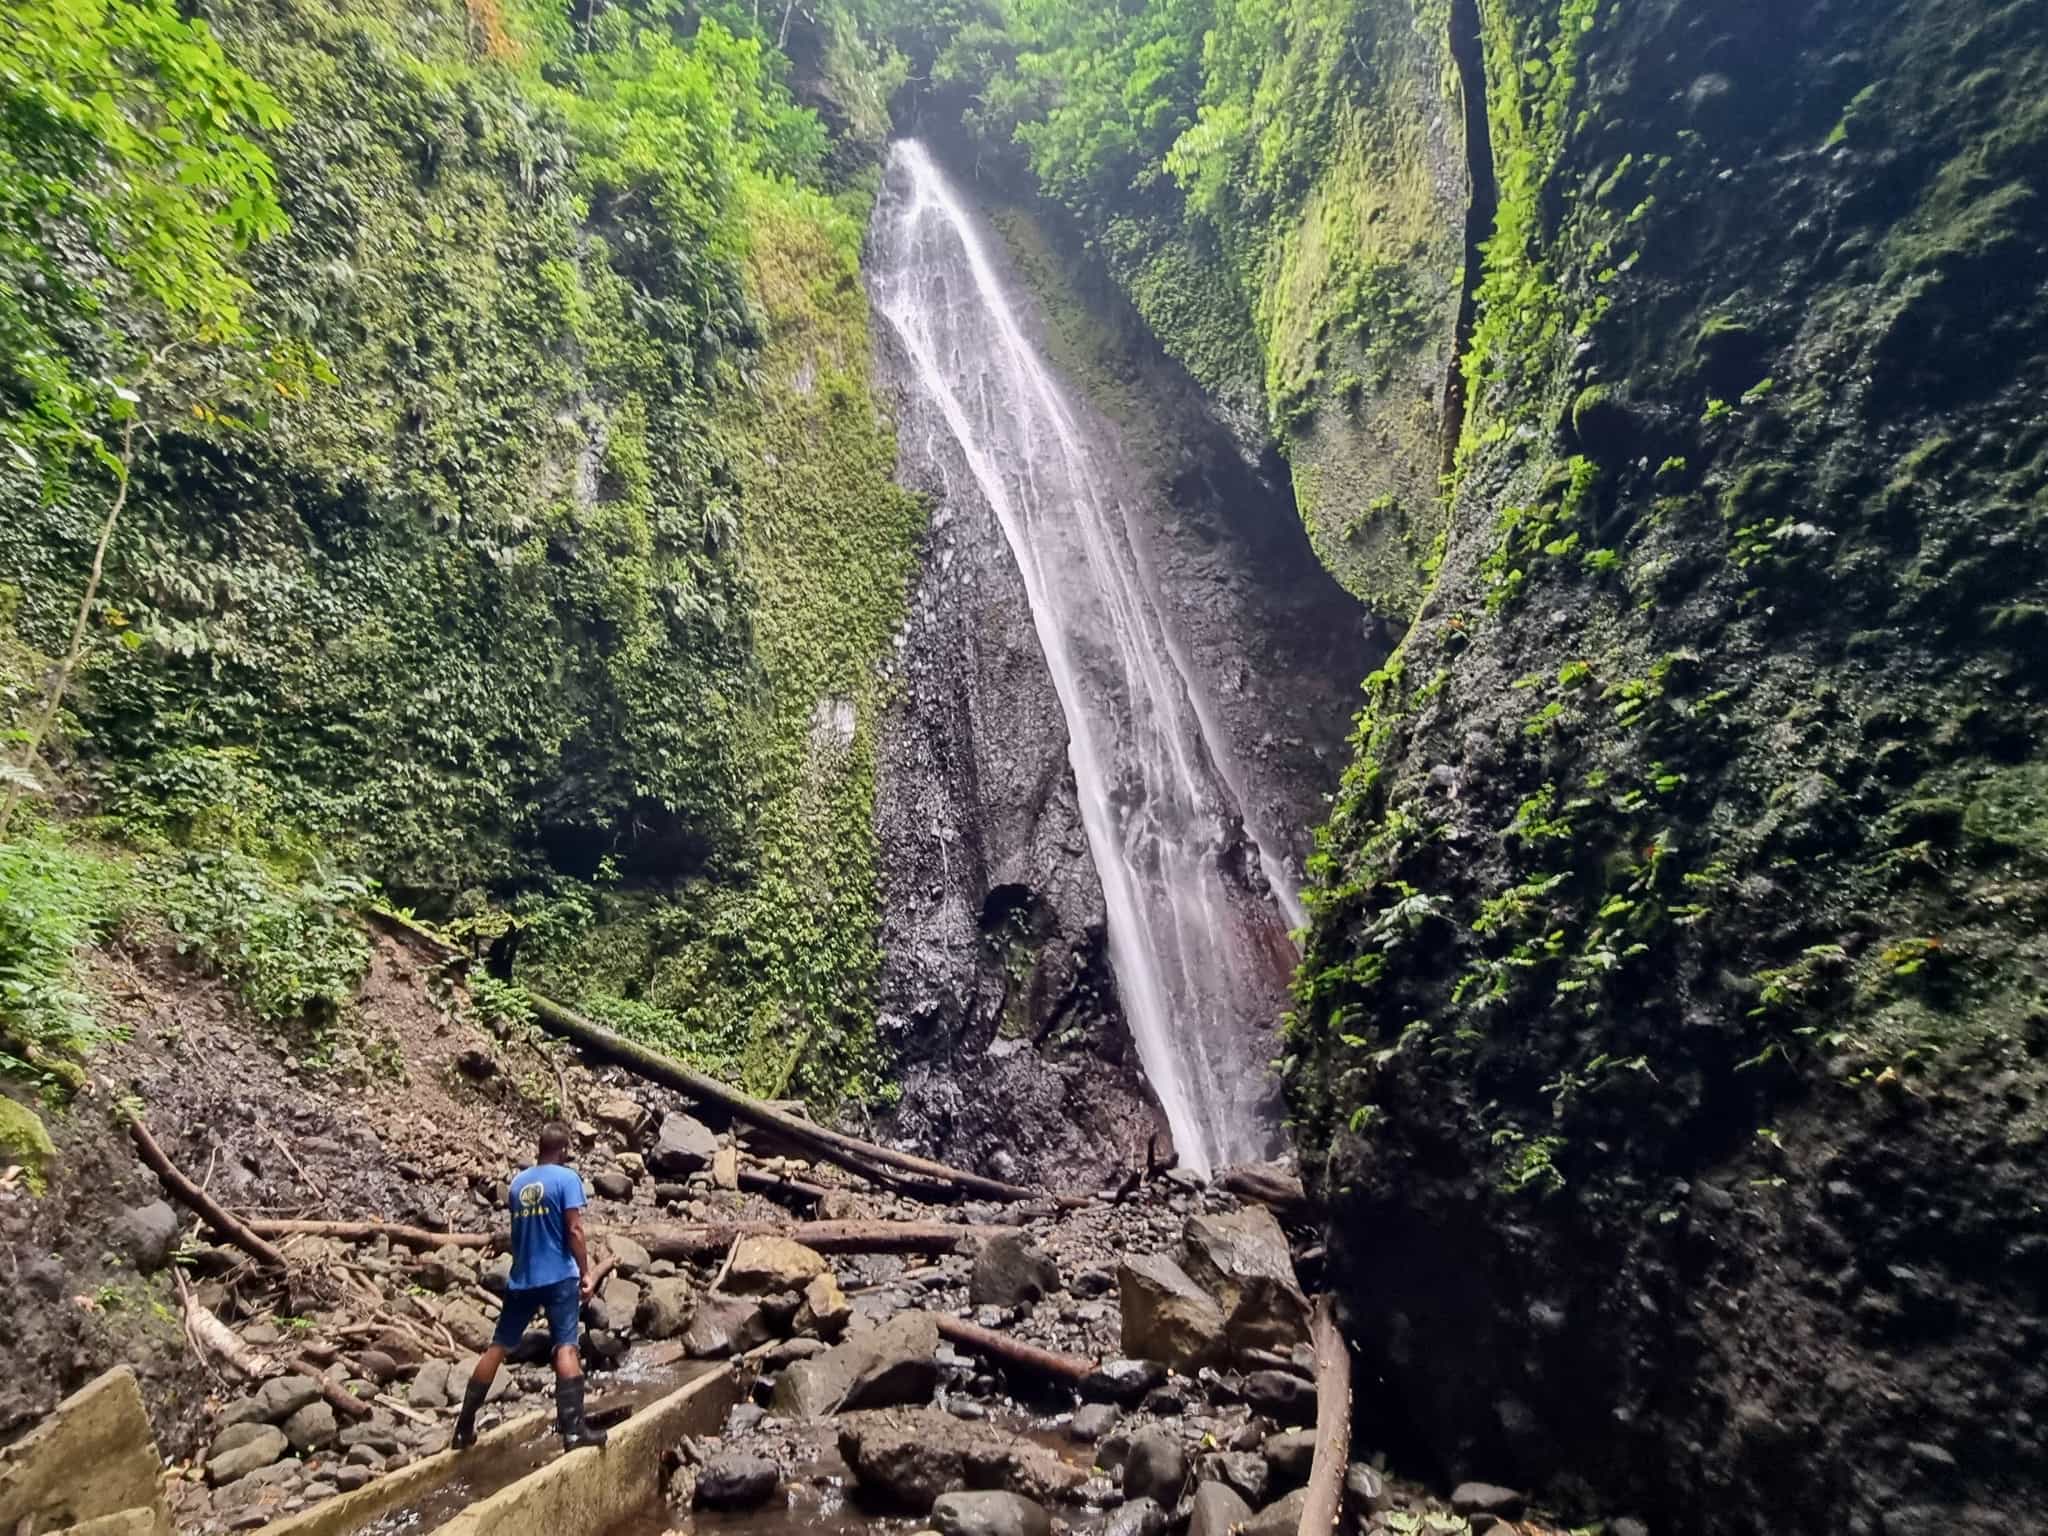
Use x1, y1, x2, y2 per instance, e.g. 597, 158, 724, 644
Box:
0, 0, 922, 1101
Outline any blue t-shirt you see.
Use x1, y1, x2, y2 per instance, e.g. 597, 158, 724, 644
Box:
507, 1162, 585, 1291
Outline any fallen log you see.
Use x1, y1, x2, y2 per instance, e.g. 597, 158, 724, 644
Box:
242, 1215, 993, 1261
933, 1315, 1095, 1388
737, 1168, 828, 1209
525, 992, 1070, 1207
630, 1219, 993, 1262
1299, 1295, 1352, 1536
1220, 1164, 1313, 1219
246, 1219, 493, 1253
176, 1273, 270, 1379
130, 1115, 289, 1270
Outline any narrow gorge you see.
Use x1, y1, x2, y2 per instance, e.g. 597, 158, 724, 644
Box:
1, 0, 2045, 1532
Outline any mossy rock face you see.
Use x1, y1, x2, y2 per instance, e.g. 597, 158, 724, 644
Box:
0, 1096, 56, 1195
1566, 384, 1636, 462
1692, 317, 1769, 395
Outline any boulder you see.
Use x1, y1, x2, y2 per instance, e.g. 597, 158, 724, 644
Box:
1071, 1403, 1120, 1443
1262, 1429, 1316, 1490
682, 1295, 766, 1359
838, 1407, 1089, 1510
1242, 1370, 1316, 1425
608, 1236, 652, 1276
968, 1233, 1060, 1309
355, 1349, 399, 1385
1081, 1358, 1166, 1405
795, 1272, 852, 1339
108, 1201, 179, 1272
1451, 1483, 1526, 1519
282, 1402, 338, 1452
1345, 1462, 1386, 1514
1188, 1481, 1254, 1536
1240, 1488, 1308, 1536
207, 1424, 288, 1485
1181, 1207, 1310, 1360
1104, 1498, 1169, 1536
594, 1098, 651, 1138
648, 1113, 717, 1176
772, 1310, 940, 1417
479, 1254, 514, 1295
637, 1275, 694, 1340
695, 1453, 781, 1510
1118, 1255, 1224, 1372
253, 1377, 321, 1423
1200, 1451, 1268, 1507
406, 1360, 453, 1411
208, 1422, 281, 1462
725, 1235, 829, 1294
932, 1491, 1052, 1536
712, 1144, 741, 1190
0, 1096, 56, 1194
438, 1299, 496, 1354
600, 1276, 642, 1329
1122, 1427, 1185, 1504
591, 1171, 634, 1202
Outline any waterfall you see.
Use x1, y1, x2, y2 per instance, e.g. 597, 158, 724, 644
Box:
869, 139, 1299, 1177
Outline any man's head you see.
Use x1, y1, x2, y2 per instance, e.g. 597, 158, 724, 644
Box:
537, 1121, 572, 1164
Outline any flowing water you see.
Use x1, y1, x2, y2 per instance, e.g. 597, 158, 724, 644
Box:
869, 139, 1300, 1176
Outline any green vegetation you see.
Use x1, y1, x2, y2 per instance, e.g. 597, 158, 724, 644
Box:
0, 0, 922, 1103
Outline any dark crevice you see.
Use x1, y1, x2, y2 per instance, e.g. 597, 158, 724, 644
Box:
1440, 0, 1499, 481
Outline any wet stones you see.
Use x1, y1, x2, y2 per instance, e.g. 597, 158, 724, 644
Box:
1070, 1403, 1120, 1442
932, 1490, 1052, 1536
839, 1407, 1088, 1509
771, 1311, 940, 1417
1451, 1482, 1525, 1519
1122, 1427, 1186, 1504
1187, 1481, 1253, 1536
1241, 1370, 1315, 1425
1083, 1358, 1167, 1405
207, 1424, 288, 1485
695, 1453, 781, 1510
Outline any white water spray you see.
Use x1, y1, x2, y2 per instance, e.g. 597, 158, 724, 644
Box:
870, 140, 1300, 1176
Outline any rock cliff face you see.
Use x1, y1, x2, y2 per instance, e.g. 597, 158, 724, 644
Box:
871, 168, 1373, 1186
1284, 0, 2048, 1531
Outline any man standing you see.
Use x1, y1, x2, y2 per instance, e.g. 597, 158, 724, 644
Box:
453, 1121, 608, 1452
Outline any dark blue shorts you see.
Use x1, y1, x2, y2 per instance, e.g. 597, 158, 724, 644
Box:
492, 1276, 582, 1351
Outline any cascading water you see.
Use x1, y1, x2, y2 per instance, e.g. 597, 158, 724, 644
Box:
869, 139, 1300, 1176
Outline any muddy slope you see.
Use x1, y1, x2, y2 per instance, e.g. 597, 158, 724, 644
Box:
1287, 1, 2048, 1531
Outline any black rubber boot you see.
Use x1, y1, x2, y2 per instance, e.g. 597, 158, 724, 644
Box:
452, 1378, 489, 1450
555, 1374, 607, 1451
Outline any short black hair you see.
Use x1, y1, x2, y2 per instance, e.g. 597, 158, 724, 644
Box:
538, 1121, 573, 1159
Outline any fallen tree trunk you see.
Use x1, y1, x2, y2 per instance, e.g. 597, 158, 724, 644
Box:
933, 1315, 1095, 1387
631, 1219, 992, 1261
130, 1115, 289, 1270
244, 1215, 991, 1260
526, 993, 1068, 1207
1299, 1295, 1352, 1536
248, 1219, 493, 1253
737, 1168, 829, 1209
369, 906, 1079, 1207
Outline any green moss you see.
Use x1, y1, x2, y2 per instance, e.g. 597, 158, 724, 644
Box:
0, 1095, 55, 1194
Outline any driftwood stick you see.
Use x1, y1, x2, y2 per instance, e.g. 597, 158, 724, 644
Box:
933, 1315, 1096, 1387
292, 1361, 373, 1421
737, 1168, 829, 1208
176, 1273, 270, 1379
1300, 1295, 1353, 1536
267, 1131, 326, 1200
130, 1116, 289, 1270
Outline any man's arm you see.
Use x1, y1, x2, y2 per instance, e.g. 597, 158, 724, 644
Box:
566, 1208, 595, 1299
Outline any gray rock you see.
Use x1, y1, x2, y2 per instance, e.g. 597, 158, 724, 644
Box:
591, 1171, 634, 1201
345, 1444, 386, 1468
1263, 1429, 1315, 1489
726, 1235, 830, 1294
932, 1491, 1051, 1536
1188, 1481, 1253, 1536
682, 1294, 765, 1359
1610, 1520, 1650, 1536
1200, 1451, 1267, 1507
1071, 1403, 1120, 1443
1073, 1269, 1114, 1298
1103, 1496, 1169, 1536
207, 1424, 289, 1484
1082, 1358, 1167, 1405
839, 1407, 1088, 1509
648, 1112, 718, 1176
1242, 1370, 1315, 1425
968, 1232, 1060, 1309
283, 1401, 339, 1452
637, 1275, 694, 1339
594, 1097, 651, 1138
479, 1253, 514, 1295
1344, 1462, 1385, 1513
695, 1453, 781, 1509
1123, 1427, 1185, 1505
253, 1376, 321, 1423
796, 1271, 852, 1339
772, 1311, 941, 1417
1240, 1488, 1307, 1536
1451, 1483, 1525, 1519
1118, 1255, 1225, 1372
608, 1235, 652, 1275
355, 1350, 399, 1384
335, 1465, 374, 1492
209, 1421, 281, 1461
600, 1275, 642, 1330
407, 1359, 453, 1410
1181, 1207, 1310, 1361
109, 1200, 179, 1272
